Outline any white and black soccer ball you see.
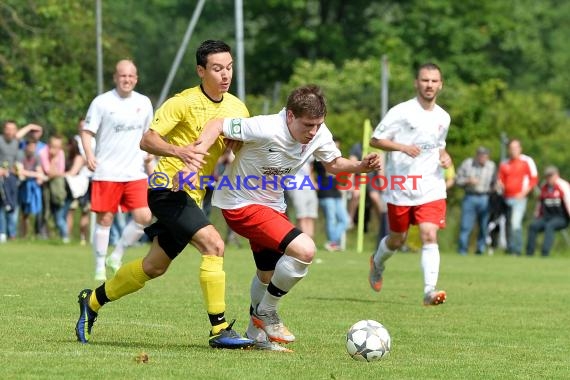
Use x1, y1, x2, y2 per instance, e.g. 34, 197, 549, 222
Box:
346, 319, 391, 362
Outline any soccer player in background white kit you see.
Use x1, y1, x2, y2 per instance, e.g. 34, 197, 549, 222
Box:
195, 85, 382, 350
368, 62, 452, 306
81, 59, 153, 281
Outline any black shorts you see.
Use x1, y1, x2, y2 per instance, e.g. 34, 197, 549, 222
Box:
252, 249, 287, 272
144, 189, 211, 260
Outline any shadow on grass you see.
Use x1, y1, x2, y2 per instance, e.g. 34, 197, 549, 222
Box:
306, 296, 410, 306
63, 339, 205, 350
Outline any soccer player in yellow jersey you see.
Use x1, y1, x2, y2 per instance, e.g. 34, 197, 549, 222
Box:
75, 40, 254, 349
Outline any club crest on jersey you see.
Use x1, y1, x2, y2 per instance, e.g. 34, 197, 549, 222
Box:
230, 119, 242, 136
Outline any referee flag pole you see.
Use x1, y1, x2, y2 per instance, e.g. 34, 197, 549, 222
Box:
356, 119, 371, 253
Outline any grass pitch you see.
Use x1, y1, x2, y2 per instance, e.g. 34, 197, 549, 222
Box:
1, 240, 569, 379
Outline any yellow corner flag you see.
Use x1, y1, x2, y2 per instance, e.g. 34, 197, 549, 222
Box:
356, 119, 372, 253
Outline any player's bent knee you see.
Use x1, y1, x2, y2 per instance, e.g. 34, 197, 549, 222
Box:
198, 238, 225, 257
284, 234, 316, 263
192, 226, 225, 256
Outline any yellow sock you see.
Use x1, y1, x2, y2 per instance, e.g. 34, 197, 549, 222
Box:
88, 292, 101, 313
200, 255, 227, 333
105, 258, 151, 301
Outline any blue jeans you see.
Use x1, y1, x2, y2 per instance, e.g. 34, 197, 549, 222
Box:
319, 197, 349, 244
526, 216, 569, 256
0, 205, 19, 238
505, 197, 528, 255
458, 194, 489, 254
51, 203, 68, 239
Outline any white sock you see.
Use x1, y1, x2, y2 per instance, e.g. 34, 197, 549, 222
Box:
247, 275, 269, 341
373, 236, 395, 267
93, 224, 110, 272
251, 274, 269, 307
258, 255, 310, 312
421, 243, 440, 294
109, 220, 145, 262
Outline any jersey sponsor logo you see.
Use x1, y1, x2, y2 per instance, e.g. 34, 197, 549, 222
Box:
230, 118, 242, 136
261, 166, 292, 176
417, 142, 438, 151
114, 124, 143, 133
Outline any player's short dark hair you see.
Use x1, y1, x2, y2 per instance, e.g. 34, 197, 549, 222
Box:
196, 40, 231, 68
286, 84, 327, 119
416, 62, 442, 79
508, 138, 521, 146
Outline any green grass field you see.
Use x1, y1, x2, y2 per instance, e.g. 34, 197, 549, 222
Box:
1, 238, 569, 379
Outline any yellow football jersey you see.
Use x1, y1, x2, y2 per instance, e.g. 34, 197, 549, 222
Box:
150, 86, 249, 205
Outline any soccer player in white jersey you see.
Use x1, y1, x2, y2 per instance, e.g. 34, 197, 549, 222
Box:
194, 85, 382, 348
81, 59, 154, 281
368, 62, 452, 306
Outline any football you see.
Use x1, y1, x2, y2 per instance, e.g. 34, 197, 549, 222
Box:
346, 319, 391, 362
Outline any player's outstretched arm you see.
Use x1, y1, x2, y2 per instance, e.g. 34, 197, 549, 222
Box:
140, 130, 207, 169
323, 153, 382, 175
196, 118, 225, 151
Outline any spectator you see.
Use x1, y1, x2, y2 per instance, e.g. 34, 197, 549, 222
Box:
64, 118, 93, 245
17, 139, 44, 238
39, 135, 69, 243
314, 138, 349, 251
17, 123, 48, 238
497, 139, 538, 256
18, 123, 46, 153
526, 166, 570, 257
486, 191, 508, 255
456, 146, 496, 255
0, 120, 24, 242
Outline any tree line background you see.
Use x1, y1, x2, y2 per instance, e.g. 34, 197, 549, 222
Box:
1, 0, 569, 183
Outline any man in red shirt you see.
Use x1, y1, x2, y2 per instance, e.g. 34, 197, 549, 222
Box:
526, 166, 570, 256
497, 139, 538, 255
